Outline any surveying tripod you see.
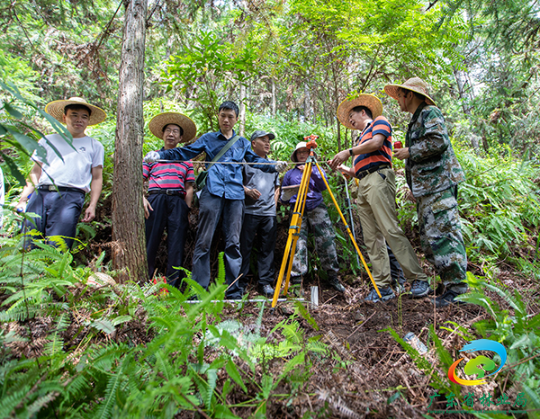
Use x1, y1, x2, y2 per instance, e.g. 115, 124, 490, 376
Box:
271, 135, 381, 308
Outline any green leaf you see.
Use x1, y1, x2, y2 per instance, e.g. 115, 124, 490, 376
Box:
111, 315, 132, 326
225, 359, 247, 392
4, 103, 23, 119
91, 320, 115, 335
0, 150, 26, 186
294, 301, 319, 331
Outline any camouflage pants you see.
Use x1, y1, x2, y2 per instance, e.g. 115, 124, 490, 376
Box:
291, 203, 340, 278
417, 186, 467, 290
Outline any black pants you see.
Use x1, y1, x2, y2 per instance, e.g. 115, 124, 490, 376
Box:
145, 194, 189, 284
240, 214, 277, 288
24, 189, 85, 249
387, 244, 406, 285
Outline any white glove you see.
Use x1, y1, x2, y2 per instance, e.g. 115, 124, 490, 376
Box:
275, 161, 288, 173
144, 151, 160, 164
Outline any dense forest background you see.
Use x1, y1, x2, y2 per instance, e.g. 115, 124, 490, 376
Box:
0, 0, 539, 418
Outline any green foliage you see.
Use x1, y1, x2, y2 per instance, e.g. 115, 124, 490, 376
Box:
0, 233, 328, 417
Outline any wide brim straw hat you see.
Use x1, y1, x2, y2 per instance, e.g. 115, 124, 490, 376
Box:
337, 94, 383, 130
291, 141, 317, 162
384, 77, 437, 107
45, 97, 107, 126
148, 112, 197, 143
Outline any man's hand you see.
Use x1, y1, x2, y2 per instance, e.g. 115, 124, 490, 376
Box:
143, 197, 154, 219
15, 198, 28, 213
338, 165, 352, 179
329, 150, 350, 170
275, 161, 288, 173
81, 205, 96, 223
245, 188, 262, 201
144, 151, 160, 164
393, 147, 410, 160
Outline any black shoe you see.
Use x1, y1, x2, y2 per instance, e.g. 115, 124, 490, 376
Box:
290, 276, 302, 285
328, 276, 345, 293
411, 280, 431, 298
434, 290, 465, 308
364, 286, 395, 303
226, 293, 244, 301
259, 284, 275, 298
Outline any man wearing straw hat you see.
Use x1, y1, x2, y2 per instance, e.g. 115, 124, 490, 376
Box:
144, 101, 288, 300
143, 112, 196, 286
329, 94, 430, 302
16, 97, 106, 249
384, 77, 467, 307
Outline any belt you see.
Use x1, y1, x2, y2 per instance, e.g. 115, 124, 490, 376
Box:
356, 164, 391, 180
38, 185, 85, 194
148, 189, 186, 198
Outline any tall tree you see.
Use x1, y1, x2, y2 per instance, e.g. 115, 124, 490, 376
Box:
112, 0, 148, 282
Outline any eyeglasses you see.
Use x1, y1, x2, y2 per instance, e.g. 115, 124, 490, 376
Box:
164, 128, 181, 135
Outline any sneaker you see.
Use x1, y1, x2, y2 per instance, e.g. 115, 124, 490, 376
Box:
259, 284, 275, 298
434, 289, 466, 308
328, 276, 345, 293
411, 280, 431, 298
364, 286, 395, 303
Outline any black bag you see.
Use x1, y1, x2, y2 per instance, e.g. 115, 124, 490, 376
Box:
195, 135, 240, 190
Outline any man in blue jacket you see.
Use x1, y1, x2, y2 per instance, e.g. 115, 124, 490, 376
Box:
145, 101, 287, 299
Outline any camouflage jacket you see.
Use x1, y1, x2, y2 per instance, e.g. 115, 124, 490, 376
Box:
405, 102, 465, 197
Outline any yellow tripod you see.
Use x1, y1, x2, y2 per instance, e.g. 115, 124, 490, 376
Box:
271, 136, 381, 308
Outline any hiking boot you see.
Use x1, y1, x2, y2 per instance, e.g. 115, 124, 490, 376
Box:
259, 284, 275, 298
411, 280, 431, 298
328, 276, 345, 293
290, 276, 302, 285
434, 289, 466, 308
364, 286, 395, 303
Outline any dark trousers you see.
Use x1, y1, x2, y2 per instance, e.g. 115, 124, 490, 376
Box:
192, 188, 244, 298
240, 214, 277, 288
24, 189, 85, 249
145, 194, 189, 284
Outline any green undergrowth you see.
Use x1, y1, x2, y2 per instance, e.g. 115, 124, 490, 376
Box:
387, 273, 540, 418
0, 224, 330, 418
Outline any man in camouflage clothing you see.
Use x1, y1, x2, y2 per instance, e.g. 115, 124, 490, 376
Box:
281, 142, 345, 293
385, 77, 468, 307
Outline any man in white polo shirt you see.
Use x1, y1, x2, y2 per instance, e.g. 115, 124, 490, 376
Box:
16, 97, 106, 249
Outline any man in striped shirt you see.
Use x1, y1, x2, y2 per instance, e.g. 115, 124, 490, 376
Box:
143, 112, 196, 286
330, 94, 429, 303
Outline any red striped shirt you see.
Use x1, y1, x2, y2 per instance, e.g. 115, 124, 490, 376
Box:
353, 116, 393, 176
143, 152, 194, 191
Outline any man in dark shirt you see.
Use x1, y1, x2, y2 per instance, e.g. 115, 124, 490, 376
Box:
145, 102, 287, 299
240, 130, 280, 298
143, 112, 196, 286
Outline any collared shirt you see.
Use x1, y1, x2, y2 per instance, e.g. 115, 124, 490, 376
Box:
281, 165, 327, 211
353, 116, 393, 176
158, 130, 277, 200
243, 162, 280, 216
143, 147, 194, 191
405, 102, 465, 197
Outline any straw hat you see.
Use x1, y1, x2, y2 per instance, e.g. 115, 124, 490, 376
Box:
384, 77, 437, 107
148, 112, 197, 143
45, 97, 107, 126
291, 141, 317, 162
337, 94, 383, 130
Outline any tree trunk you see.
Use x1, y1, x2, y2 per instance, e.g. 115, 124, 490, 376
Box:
304, 80, 312, 122
271, 79, 276, 116
239, 84, 246, 136
112, 0, 148, 283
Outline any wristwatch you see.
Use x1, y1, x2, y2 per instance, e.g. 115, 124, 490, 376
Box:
349, 148, 354, 156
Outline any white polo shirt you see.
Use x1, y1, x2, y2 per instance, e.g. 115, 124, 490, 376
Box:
33, 134, 104, 193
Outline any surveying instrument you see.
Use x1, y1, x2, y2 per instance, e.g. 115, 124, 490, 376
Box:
271, 135, 381, 308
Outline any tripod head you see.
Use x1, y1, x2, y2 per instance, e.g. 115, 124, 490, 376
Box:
303, 135, 318, 152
